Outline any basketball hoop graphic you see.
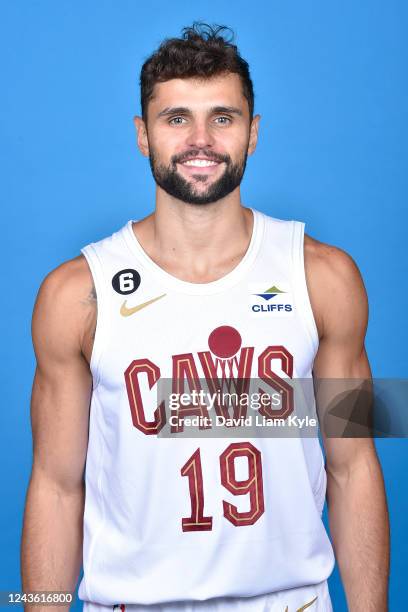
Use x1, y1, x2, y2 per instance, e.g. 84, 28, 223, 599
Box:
207, 325, 242, 393
197, 325, 254, 420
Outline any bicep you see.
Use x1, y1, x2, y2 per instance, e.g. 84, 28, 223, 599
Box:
311, 246, 376, 475
31, 361, 92, 492
30, 260, 94, 492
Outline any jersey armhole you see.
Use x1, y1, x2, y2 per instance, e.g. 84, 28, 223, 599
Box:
291, 221, 320, 358
81, 244, 110, 389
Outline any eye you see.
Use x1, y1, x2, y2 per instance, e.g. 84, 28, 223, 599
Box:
169, 116, 187, 125
214, 116, 232, 125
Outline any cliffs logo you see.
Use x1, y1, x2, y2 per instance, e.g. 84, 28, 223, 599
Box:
249, 283, 294, 316
254, 285, 287, 301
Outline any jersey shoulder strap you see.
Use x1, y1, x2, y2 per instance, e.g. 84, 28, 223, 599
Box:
80, 222, 132, 386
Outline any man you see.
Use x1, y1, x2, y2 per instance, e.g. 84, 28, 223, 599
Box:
21, 23, 389, 612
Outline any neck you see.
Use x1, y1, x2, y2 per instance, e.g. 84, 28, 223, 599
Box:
133, 187, 254, 283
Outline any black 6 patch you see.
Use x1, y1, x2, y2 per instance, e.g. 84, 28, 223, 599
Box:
111, 269, 141, 295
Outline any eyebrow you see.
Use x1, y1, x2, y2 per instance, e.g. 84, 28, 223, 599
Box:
156, 105, 243, 119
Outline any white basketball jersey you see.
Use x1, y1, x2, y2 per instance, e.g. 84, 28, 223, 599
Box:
77, 208, 335, 607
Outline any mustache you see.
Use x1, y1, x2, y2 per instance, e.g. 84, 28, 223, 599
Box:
171, 149, 231, 165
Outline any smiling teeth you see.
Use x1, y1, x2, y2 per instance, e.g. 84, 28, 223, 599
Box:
183, 159, 218, 167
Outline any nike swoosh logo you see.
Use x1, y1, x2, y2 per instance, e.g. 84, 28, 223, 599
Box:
120, 293, 166, 317
284, 595, 318, 612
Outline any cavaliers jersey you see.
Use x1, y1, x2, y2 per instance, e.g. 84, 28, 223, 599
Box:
77, 207, 335, 607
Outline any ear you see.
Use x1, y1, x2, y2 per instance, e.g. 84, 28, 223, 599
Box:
247, 114, 261, 156
134, 116, 150, 157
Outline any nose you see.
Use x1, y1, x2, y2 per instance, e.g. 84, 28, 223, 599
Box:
186, 119, 215, 149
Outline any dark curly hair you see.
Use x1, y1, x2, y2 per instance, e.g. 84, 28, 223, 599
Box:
140, 22, 254, 122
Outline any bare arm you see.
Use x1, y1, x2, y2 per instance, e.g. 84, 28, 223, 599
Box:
21, 255, 96, 610
306, 238, 390, 611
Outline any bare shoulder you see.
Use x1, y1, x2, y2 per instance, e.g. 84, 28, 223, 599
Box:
303, 233, 368, 340
32, 254, 96, 362
34, 254, 94, 313
303, 233, 363, 283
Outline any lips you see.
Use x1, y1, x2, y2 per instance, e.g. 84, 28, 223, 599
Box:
176, 155, 225, 175
182, 159, 219, 167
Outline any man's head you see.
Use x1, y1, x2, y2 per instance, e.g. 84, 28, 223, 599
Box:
134, 23, 260, 205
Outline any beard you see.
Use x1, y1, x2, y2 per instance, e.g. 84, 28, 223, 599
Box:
148, 147, 248, 205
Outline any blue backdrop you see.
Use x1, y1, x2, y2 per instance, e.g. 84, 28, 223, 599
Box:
1, 1, 407, 610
